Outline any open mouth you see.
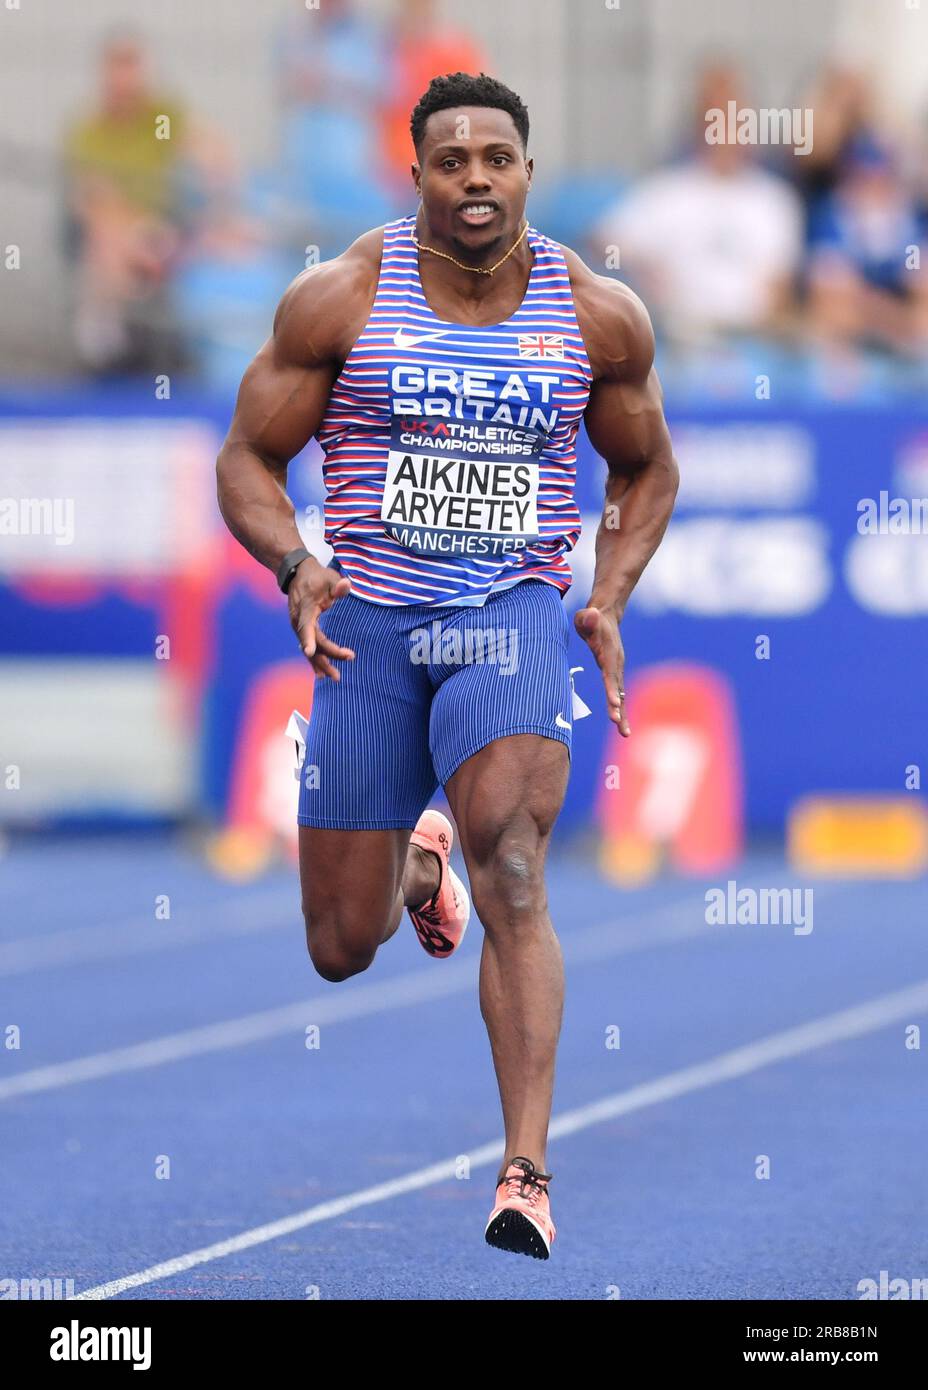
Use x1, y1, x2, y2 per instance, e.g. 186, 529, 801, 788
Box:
456, 202, 499, 227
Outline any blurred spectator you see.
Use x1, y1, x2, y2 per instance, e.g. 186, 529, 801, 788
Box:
380, 1, 488, 193
64, 32, 188, 375
792, 67, 882, 221
276, 0, 394, 247
807, 137, 928, 357
595, 65, 803, 347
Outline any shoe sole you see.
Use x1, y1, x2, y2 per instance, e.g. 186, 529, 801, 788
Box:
484, 1208, 551, 1260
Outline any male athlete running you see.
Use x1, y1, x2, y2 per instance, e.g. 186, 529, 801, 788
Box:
217, 73, 678, 1260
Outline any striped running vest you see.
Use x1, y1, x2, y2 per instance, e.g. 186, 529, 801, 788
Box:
317, 215, 593, 607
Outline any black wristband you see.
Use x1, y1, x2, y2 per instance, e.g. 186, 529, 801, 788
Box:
277, 547, 311, 594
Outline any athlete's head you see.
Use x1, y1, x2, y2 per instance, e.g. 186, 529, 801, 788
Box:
410, 72, 533, 259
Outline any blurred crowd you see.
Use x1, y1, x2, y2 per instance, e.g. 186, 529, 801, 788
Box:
63, 0, 483, 378
61, 1, 928, 391
592, 63, 928, 373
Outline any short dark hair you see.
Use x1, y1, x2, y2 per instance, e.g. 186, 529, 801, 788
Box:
410, 72, 530, 154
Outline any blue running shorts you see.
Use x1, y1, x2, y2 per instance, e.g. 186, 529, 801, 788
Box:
297, 578, 573, 830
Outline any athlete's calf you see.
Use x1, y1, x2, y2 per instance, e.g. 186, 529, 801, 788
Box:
445, 734, 569, 1173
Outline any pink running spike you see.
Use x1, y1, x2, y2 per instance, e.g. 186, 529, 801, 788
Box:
408, 810, 470, 958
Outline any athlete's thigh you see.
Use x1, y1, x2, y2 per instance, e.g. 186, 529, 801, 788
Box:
444, 732, 569, 870
433, 580, 572, 865
298, 825, 411, 930
298, 591, 438, 833
428, 579, 573, 803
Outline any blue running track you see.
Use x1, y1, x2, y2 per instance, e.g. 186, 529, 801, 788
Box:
1, 836, 926, 1300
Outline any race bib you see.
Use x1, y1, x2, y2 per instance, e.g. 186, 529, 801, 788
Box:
381, 417, 546, 558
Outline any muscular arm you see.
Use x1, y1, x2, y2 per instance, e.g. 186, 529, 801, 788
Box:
582, 283, 678, 620
216, 235, 379, 674
217, 263, 347, 571
571, 262, 679, 731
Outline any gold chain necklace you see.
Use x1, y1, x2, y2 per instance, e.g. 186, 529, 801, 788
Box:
411, 218, 529, 276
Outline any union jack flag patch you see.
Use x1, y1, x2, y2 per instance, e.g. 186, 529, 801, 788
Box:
517, 334, 565, 359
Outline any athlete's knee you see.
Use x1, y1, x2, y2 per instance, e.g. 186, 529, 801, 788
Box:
303, 911, 377, 982
306, 934, 375, 982
468, 824, 548, 926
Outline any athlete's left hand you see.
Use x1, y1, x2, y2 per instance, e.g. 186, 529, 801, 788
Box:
574, 606, 630, 736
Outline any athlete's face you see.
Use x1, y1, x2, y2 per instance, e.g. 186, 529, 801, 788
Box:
413, 107, 532, 256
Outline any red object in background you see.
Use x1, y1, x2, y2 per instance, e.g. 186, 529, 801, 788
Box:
380, 27, 487, 187
219, 528, 283, 605
225, 659, 315, 846
598, 662, 743, 879
14, 577, 105, 606
14, 546, 221, 726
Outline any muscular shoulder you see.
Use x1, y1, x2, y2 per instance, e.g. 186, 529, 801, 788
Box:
272, 226, 384, 368
559, 243, 655, 382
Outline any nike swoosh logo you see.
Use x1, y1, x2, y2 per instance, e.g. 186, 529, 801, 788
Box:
393, 328, 452, 349
555, 713, 572, 731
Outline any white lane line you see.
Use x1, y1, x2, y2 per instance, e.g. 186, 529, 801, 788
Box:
0, 959, 475, 1102
0, 881, 851, 1103
71, 976, 928, 1300
1, 857, 838, 977
0, 888, 296, 977
0, 893, 706, 1103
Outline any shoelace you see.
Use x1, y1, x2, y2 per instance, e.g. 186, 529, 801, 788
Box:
502, 1156, 553, 1206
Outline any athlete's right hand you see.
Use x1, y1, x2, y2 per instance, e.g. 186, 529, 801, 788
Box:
287, 557, 355, 680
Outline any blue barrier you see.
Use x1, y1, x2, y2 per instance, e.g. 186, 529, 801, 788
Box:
1, 389, 924, 834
